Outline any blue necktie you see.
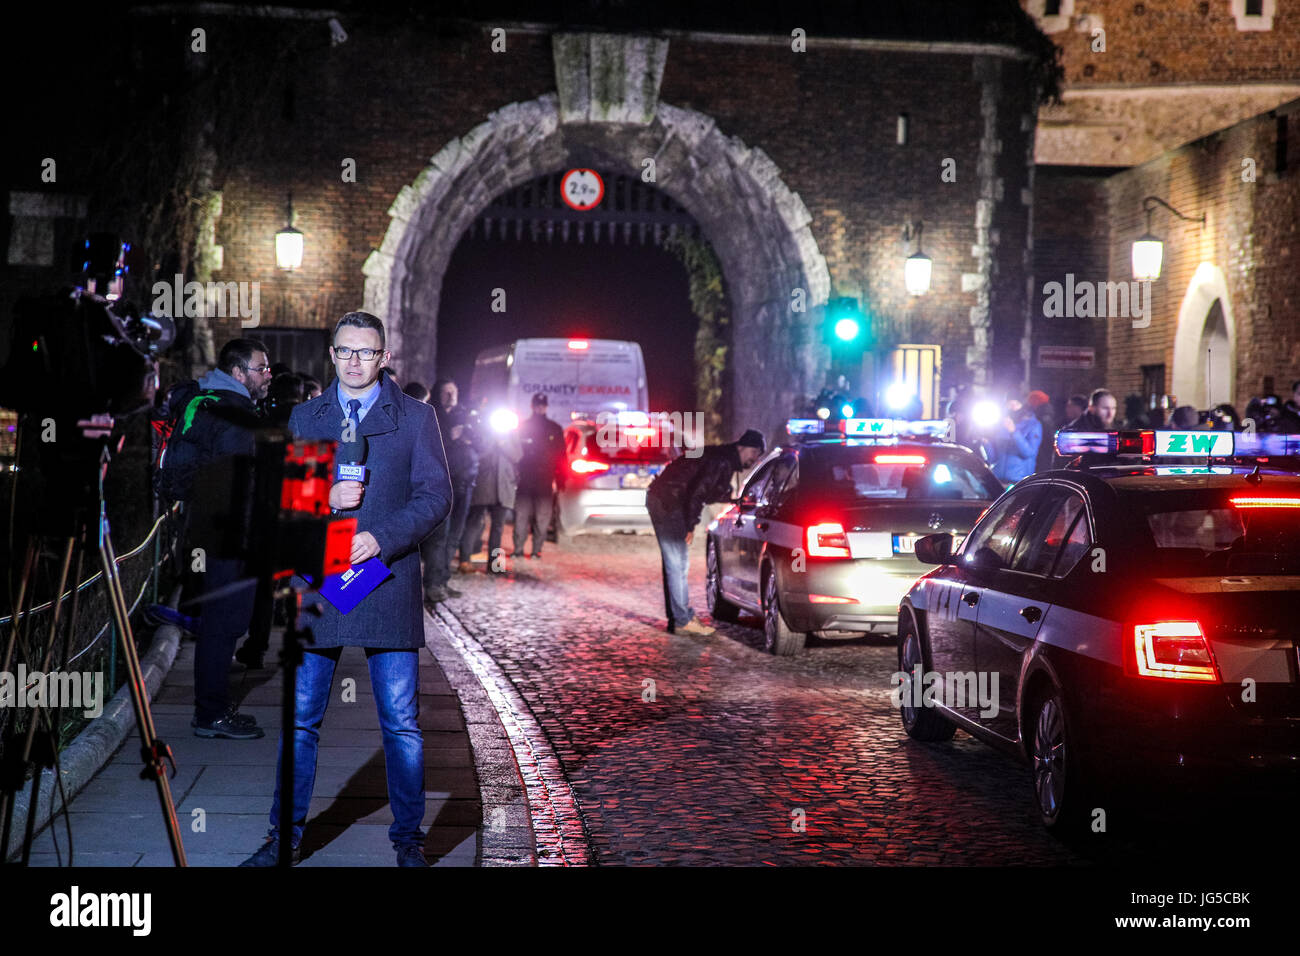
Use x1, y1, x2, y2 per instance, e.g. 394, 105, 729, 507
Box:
347, 398, 361, 432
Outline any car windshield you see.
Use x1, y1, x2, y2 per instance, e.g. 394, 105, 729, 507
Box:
805, 446, 1002, 501
1132, 489, 1300, 574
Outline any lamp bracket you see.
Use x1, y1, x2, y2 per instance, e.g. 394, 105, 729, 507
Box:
1141, 195, 1205, 228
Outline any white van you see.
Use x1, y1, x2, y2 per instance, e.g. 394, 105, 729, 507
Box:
470, 338, 648, 427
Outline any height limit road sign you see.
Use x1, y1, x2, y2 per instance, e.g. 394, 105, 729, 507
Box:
561, 169, 605, 211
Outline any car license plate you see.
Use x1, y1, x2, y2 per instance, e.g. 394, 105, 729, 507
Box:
847, 532, 893, 559
893, 534, 918, 554
620, 471, 654, 489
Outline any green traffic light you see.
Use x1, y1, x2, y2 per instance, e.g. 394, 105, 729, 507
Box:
834, 317, 860, 341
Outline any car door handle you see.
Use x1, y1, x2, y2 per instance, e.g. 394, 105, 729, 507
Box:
755, 520, 769, 532
1019, 605, 1042, 624
962, 592, 979, 607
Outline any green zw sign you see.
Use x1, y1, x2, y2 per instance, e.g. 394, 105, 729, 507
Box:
1157, 431, 1234, 456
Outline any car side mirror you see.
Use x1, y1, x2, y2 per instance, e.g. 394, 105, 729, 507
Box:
913, 533, 953, 565
967, 545, 1004, 571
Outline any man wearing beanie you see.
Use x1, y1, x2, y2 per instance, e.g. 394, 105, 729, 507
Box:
644, 428, 767, 635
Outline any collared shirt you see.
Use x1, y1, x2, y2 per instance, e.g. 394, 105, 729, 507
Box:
336, 378, 382, 423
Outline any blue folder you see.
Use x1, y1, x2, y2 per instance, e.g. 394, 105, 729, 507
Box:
315, 557, 393, 614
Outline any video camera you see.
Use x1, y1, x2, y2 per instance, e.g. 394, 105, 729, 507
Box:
187, 432, 355, 584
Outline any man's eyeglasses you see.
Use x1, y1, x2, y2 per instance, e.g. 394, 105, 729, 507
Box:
242, 364, 272, 374
333, 347, 382, 361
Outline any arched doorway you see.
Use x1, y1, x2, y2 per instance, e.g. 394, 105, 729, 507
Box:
1171, 263, 1236, 409
362, 93, 830, 437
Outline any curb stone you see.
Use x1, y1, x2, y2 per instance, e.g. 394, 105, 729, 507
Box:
5, 622, 182, 862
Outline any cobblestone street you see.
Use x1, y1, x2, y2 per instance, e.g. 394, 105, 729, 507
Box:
446, 534, 1068, 865
441, 533, 1299, 866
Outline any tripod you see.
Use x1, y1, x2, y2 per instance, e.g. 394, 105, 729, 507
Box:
0, 434, 186, 866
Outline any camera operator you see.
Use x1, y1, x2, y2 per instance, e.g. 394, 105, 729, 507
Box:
160, 337, 273, 739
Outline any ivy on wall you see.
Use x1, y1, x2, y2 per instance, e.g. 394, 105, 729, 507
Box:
663, 233, 730, 445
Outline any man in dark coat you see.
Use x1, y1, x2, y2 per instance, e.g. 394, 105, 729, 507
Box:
460, 407, 522, 574
241, 311, 451, 868
512, 392, 565, 559
157, 337, 272, 739
644, 429, 766, 635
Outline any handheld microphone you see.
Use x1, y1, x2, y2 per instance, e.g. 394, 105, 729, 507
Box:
336, 432, 369, 483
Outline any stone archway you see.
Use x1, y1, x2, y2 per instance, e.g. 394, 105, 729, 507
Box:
1171, 262, 1236, 408
362, 35, 830, 436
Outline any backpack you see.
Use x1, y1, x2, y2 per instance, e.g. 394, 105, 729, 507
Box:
153, 382, 218, 502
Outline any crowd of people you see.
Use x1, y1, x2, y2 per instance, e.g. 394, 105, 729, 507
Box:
944, 379, 1300, 486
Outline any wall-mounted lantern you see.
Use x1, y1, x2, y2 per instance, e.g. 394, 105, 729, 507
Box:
275, 191, 304, 271
1131, 195, 1205, 281
903, 220, 931, 296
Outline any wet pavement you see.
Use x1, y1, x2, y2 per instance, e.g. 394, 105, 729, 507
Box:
444, 531, 1299, 866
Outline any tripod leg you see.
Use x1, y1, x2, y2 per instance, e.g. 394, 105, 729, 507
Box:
14, 537, 76, 865
278, 585, 301, 867
99, 523, 188, 867
0, 540, 42, 862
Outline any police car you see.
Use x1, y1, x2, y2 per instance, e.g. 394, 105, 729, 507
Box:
897, 427, 1300, 830
705, 418, 1005, 655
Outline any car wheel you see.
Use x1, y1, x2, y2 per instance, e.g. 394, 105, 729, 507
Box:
897, 620, 956, 742
763, 566, 806, 656
705, 539, 741, 623
1030, 686, 1091, 832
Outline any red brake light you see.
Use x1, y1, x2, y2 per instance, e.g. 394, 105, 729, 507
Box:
567, 339, 589, 350
874, 454, 927, 465
808, 594, 857, 604
1229, 496, 1300, 508
807, 522, 850, 558
570, 458, 610, 474
1132, 621, 1218, 682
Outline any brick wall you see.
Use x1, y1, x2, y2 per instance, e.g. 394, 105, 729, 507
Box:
199, 22, 1037, 409
1023, 0, 1300, 86
1103, 98, 1300, 411
1030, 166, 1114, 403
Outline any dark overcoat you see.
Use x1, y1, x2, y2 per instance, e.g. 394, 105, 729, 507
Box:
289, 371, 452, 649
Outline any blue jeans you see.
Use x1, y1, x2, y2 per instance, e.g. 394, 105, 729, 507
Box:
268, 647, 425, 849
646, 496, 692, 628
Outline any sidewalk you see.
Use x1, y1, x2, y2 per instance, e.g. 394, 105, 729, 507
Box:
24, 617, 486, 867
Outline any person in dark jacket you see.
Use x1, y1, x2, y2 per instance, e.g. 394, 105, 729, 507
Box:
1060, 388, 1117, 432
1055, 388, 1120, 467
460, 408, 522, 574
241, 311, 451, 867
644, 428, 766, 635
444, 405, 480, 579
512, 393, 565, 559
160, 337, 272, 739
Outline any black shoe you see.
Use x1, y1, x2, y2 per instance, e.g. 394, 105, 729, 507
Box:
234, 644, 265, 669
443, 585, 463, 598
239, 837, 300, 867
194, 712, 264, 739
395, 844, 429, 867
191, 707, 257, 730
423, 586, 449, 604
